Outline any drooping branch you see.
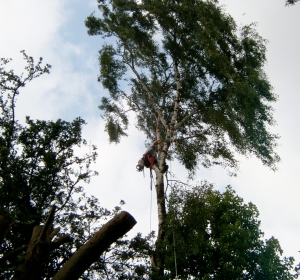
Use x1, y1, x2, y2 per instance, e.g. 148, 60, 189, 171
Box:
52, 211, 136, 280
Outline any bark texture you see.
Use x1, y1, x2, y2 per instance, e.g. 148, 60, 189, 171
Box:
151, 162, 167, 275
52, 211, 136, 280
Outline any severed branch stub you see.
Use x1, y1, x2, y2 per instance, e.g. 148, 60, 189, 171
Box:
52, 211, 137, 280
12, 205, 71, 280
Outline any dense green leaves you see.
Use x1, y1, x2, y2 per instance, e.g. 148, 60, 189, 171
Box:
86, 0, 279, 175
164, 183, 294, 279
0, 53, 132, 279
286, 0, 299, 5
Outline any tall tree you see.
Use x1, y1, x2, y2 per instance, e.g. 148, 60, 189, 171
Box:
86, 0, 279, 275
164, 183, 294, 279
86, 0, 279, 274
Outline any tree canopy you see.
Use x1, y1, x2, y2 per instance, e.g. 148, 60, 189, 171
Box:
95, 182, 295, 279
164, 183, 294, 279
86, 0, 279, 175
85, 0, 281, 275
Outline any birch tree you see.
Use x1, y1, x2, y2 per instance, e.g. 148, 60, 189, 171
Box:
85, 0, 279, 275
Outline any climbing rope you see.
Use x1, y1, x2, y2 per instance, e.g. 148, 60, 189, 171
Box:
172, 227, 178, 279
169, 149, 179, 280
150, 184, 152, 232
149, 168, 155, 232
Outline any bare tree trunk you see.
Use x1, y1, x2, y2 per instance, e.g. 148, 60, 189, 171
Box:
151, 168, 167, 276
52, 211, 136, 280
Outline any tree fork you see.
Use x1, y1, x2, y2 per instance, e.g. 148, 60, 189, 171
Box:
12, 206, 71, 280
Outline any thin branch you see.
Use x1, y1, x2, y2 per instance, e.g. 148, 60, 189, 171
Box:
161, 71, 173, 109
126, 61, 168, 130
174, 126, 212, 141
50, 234, 72, 250
174, 109, 198, 130
58, 174, 82, 211
119, 88, 142, 111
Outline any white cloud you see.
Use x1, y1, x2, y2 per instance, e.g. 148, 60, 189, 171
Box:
0, 1, 69, 59
1, 0, 300, 267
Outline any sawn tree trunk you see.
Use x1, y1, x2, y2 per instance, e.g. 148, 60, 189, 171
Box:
52, 211, 136, 280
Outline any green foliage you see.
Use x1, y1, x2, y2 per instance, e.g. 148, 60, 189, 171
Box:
164, 183, 294, 279
98, 232, 154, 279
0, 52, 134, 279
86, 0, 279, 175
286, 0, 299, 5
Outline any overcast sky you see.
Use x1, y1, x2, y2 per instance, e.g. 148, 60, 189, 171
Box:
1, 0, 300, 266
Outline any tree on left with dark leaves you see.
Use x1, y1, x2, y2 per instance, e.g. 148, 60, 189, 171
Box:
0, 52, 138, 279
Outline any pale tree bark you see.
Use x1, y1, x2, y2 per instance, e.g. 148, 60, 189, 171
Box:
151, 168, 166, 275
129, 50, 188, 277
150, 130, 170, 275
52, 211, 136, 280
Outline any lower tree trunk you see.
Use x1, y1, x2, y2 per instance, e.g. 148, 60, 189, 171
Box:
152, 168, 167, 276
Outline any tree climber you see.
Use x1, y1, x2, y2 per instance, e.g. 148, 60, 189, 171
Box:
136, 140, 168, 173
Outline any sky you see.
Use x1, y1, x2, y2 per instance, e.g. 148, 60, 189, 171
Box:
0, 0, 300, 267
